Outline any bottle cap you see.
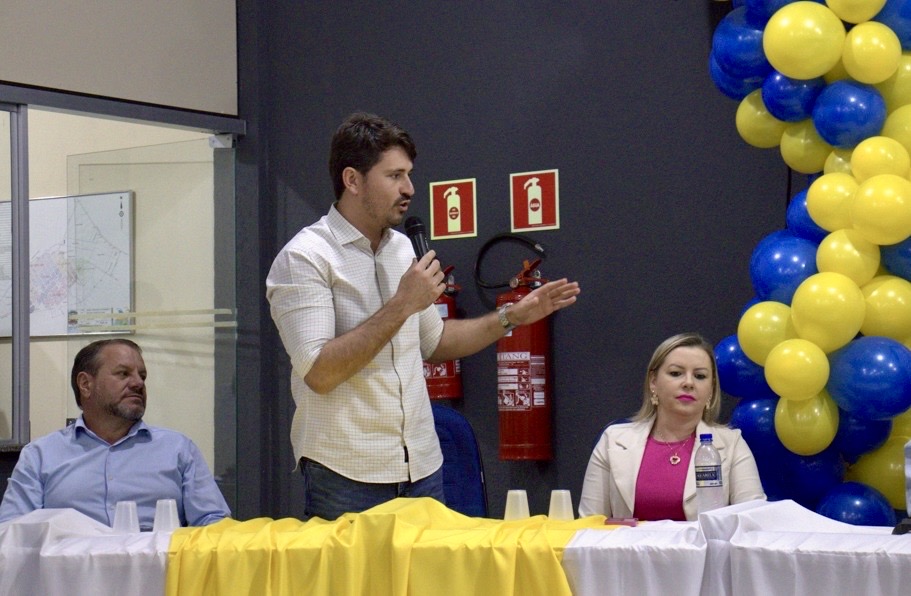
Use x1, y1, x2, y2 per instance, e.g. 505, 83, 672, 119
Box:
699, 433, 713, 441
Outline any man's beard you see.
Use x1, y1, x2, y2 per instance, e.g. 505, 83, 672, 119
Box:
106, 400, 145, 422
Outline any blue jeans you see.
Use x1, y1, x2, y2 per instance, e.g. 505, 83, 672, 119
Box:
300, 458, 446, 521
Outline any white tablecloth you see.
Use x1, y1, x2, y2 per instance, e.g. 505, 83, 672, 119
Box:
3, 502, 909, 596
565, 499, 908, 596
0, 509, 170, 596
696, 499, 875, 596
562, 520, 706, 594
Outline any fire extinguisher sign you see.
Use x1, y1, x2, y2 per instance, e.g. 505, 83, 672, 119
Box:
509, 169, 559, 232
429, 178, 477, 240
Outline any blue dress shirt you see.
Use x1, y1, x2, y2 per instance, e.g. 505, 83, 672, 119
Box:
0, 416, 230, 530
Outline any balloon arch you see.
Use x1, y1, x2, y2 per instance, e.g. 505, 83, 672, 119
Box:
710, 0, 911, 527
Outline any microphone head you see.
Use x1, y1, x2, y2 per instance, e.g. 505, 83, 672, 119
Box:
405, 216, 425, 235
404, 216, 430, 258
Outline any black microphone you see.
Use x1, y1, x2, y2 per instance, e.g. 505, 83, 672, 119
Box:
405, 216, 431, 258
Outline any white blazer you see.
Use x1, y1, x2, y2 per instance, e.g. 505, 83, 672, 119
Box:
578, 419, 766, 520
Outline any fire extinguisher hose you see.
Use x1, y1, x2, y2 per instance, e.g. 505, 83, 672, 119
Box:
474, 233, 547, 290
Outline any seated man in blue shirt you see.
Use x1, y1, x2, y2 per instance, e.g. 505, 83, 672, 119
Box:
0, 338, 230, 530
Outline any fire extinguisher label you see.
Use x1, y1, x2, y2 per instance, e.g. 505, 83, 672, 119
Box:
424, 360, 459, 379
531, 355, 546, 406
497, 351, 547, 411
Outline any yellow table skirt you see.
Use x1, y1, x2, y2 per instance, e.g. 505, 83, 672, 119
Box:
166, 497, 609, 596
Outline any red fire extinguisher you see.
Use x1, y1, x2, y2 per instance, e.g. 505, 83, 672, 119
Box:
495, 258, 552, 460
424, 267, 463, 400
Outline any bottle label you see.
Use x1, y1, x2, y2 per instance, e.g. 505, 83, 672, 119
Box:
695, 464, 722, 487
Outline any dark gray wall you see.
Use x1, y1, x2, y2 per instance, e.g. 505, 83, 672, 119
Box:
236, 1, 800, 518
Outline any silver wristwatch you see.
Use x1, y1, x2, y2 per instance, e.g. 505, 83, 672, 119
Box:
498, 302, 517, 332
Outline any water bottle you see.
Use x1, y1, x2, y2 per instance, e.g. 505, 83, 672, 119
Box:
695, 433, 724, 513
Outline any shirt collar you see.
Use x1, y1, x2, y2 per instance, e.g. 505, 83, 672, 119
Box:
74, 414, 150, 445
328, 203, 393, 251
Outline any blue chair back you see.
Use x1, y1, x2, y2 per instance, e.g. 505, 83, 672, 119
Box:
591, 416, 632, 452
432, 403, 488, 518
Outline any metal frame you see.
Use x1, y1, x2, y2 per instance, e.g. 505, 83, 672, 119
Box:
0, 83, 245, 136
0, 101, 30, 445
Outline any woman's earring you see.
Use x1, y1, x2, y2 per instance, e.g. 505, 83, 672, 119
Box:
650, 391, 658, 405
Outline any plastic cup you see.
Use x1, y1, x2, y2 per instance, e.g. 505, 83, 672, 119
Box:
153, 499, 180, 532
548, 489, 574, 521
113, 500, 140, 533
504, 489, 530, 520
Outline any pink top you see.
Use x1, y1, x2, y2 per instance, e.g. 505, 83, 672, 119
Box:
633, 435, 696, 521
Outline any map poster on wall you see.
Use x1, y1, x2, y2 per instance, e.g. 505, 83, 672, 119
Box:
0, 191, 133, 337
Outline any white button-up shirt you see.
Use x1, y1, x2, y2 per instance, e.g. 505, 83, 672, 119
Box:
266, 205, 445, 483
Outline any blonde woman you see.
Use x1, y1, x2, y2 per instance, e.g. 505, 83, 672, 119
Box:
579, 333, 765, 520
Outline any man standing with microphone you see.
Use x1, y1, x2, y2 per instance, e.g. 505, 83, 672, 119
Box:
266, 112, 580, 521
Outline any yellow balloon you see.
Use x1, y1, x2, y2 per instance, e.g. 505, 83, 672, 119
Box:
780, 119, 833, 174
790, 272, 866, 353
824, 58, 851, 84
826, 0, 887, 24
846, 435, 908, 509
824, 148, 854, 175
816, 229, 881, 286
882, 103, 911, 158
737, 301, 797, 366
889, 408, 911, 441
850, 136, 911, 182
806, 172, 858, 232
842, 21, 902, 84
736, 90, 789, 149
874, 52, 911, 114
851, 174, 911, 245
861, 275, 911, 341
763, 2, 847, 80
875, 261, 892, 277
774, 390, 839, 455
764, 338, 831, 400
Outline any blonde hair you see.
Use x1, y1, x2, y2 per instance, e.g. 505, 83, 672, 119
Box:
632, 332, 721, 424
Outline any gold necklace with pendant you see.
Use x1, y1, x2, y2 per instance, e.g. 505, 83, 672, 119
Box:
653, 434, 693, 465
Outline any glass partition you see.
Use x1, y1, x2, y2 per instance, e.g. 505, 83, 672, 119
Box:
0, 109, 11, 442
2, 108, 238, 510
64, 138, 237, 506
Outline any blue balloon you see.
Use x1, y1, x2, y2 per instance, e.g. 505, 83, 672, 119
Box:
739, 296, 762, 318
833, 409, 892, 463
731, 398, 782, 454
816, 482, 898, 526
780, 446, 846, 510
786, 188, 829, 244
732, 399, 846, 507
730, 397, 788, 464
874, 0, 911, 51
881, 237, 911, 282
744, 0, 826, 24
749, 230, 819, 303
712, 7, 773, 80
762, 71, 826, 122
812, 81, 887, 149
709, 51, 764, 101
757, 465, 791, 501
715, 334, 779, 400
827, 337, 911, 420
743, 0, 797, 24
